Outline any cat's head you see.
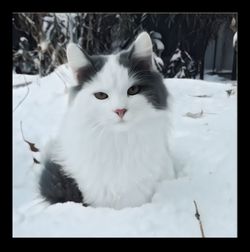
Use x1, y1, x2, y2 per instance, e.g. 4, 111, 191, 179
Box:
66, 32, 168, 131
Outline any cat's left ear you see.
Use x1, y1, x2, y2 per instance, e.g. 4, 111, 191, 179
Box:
130, 32, 154, 69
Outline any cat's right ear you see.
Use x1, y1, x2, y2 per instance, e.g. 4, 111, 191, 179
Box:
132, 32, 153, 59
66, 43, 92, 84
128, 32, 155, 71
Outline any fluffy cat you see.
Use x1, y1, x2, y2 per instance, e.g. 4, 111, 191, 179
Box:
39, 32, 175, 209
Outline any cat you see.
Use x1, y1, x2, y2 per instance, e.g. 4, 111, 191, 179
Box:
39, 32, 175, 209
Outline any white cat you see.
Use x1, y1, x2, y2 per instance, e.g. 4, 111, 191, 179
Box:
39, 32, 175, 209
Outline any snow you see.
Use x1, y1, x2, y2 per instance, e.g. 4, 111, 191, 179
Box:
150, 31, 162, 40
233, 32, 237, 48
153, 52, 164, 72
154, 56, 164, 68
204, 73, 237, 86
39, 40, 50, 52
154, 39, 165, 51
170, 49, 181, 62
13, 67, 237, 237
20, 37, 27, 42
184, 50, 192, 61
174, 67, 186, 78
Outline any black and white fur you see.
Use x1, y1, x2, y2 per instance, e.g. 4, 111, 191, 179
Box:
39, 32, 175, 209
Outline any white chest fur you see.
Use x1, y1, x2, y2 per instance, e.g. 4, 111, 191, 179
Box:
56, 111, 175, 209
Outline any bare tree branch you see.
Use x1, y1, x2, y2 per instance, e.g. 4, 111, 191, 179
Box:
20, 121, 40, 152
20, 121, 41, 165
13, 81, 32, 89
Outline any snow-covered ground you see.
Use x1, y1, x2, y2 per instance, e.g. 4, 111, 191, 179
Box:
13, 68, 237, 237
204, 72, 236, 84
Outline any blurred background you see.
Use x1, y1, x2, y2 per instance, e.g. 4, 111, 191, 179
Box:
12, 13, 237, 80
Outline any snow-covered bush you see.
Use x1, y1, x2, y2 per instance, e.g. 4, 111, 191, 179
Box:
13, 13, 233, 79
166, 47, 196, 79
13, 37, 39, 74
12, 13, 143, 76
150, 31, 165, 75
13, 13, 68, 76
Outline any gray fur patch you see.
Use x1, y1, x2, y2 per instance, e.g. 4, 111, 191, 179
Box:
76, 55, 107, 85
132, 70, 168, 109
119, 49, 168, 110
39, 158, 87, 205
69, 55, 107, 103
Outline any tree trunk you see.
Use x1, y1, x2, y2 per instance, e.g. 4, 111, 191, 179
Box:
231, 49, 236, 80
199, 57, 205, 80
212, 36, 218, 74
199, 38, 209, 80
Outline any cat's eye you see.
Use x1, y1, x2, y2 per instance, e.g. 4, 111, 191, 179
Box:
94, 92, 109, 100
127, 85, 141, 96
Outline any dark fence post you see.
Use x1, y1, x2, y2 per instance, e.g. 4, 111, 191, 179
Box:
231, 49, 236, 80
199, 58, 205, 80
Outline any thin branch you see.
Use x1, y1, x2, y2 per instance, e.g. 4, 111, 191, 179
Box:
20, 121, 39, 152
21, 13, 35, 26
13, 81, 32, 89
189, 94, 212, 98
193, 200, 205, 238
20, 121, 40, 164
20, 120, 24, 140
13, 85, 30, 112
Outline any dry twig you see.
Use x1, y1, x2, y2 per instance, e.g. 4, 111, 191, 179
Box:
13, 86, 30, 112
13, 76, 31, 112
20, 121, 40, 164
194, 200, 205, 238
13, 81, 32, 89
185, 110, 204, 119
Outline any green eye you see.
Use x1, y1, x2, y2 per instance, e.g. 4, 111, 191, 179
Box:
127, 85, 141, 96
94, 92, 108, 100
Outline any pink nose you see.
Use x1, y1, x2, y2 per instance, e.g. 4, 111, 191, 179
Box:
114, 108, 127, 119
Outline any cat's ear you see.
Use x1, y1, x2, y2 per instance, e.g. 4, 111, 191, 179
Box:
67, 43, 90, 71
130, 32, 154, 70
132, 32, 153, 58
67, 43, 93, 84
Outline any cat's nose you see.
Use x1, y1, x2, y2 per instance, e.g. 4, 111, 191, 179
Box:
114, 108, 127, 119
